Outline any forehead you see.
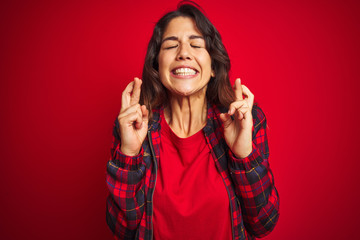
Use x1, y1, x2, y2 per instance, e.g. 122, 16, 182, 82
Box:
162, 17, 202, 39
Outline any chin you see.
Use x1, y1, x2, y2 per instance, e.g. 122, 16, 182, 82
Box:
173, 88, 203, 97
174, 91, 193, 97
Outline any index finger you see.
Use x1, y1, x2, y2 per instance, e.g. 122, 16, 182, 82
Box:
234, 78, 243, 100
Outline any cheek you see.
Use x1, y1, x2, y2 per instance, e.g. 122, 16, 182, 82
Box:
158, 54, 169, 75
199, 55, 212, 72
158, 59, 169, 87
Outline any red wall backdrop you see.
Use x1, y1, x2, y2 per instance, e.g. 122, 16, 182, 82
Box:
1, 0, 359, 239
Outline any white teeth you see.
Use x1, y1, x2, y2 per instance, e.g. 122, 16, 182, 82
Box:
174, 68, 196, 75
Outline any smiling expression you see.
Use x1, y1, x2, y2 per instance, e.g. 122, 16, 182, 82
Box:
158, 17, 214, 98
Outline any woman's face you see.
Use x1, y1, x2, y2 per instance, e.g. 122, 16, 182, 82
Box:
158, 17, 213, 98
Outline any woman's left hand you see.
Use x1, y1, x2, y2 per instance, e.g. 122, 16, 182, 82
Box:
220, 78, 254, 158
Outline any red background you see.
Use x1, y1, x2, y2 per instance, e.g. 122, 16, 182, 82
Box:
1, 0, 359, 239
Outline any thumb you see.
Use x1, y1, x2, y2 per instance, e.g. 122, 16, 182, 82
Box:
220, 113, 233, 128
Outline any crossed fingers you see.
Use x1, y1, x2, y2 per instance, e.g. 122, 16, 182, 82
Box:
121, 77, 142, 111
119, 77, 148, 129
228, 78, 254, 120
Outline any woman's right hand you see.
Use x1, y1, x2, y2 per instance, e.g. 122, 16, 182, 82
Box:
118, 77, 149, 156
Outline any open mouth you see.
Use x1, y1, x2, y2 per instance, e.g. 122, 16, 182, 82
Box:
171, 67, 198, 76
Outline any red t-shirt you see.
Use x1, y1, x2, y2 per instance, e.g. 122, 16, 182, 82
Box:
153, 113, 232, 239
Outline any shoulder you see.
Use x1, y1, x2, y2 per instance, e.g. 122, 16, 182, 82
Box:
252, 104, 267, 126
148, 107, 163, 132
210, 103, 267, 130
209, 103, 227, 118
210, 103, 266, 119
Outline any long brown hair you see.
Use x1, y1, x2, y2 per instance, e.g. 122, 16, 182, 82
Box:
140, 1, 235, 117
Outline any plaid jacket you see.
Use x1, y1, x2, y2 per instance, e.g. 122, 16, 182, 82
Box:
106, 104, 279, 240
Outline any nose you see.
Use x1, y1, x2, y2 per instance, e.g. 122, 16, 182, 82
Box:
176, 43, 192, 61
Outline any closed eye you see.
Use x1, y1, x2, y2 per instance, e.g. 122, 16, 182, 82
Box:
191, 45, 201, 48
164, 45, 178, 50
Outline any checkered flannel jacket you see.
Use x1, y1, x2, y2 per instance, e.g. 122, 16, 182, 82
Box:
106, 104, 279, 240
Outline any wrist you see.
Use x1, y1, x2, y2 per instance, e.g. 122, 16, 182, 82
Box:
120, 146, 141, 156
233, 146, 253, 159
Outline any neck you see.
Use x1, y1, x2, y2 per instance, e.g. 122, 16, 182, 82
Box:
164, 90, 208, 138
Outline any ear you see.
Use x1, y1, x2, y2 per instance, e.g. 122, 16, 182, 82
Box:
211, 70, 215, 77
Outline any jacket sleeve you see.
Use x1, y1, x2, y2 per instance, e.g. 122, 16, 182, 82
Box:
228, 105, 280, 238
106, 119, 146, 239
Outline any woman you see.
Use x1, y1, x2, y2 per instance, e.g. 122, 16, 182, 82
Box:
106, 2, 279, 240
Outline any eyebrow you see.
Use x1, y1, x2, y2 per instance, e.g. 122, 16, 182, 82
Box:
161, 35, 204, 43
